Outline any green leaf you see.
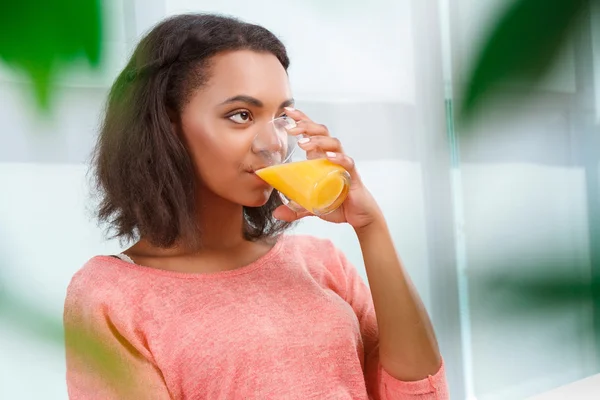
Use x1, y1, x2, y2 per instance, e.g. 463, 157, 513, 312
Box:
0, 0, 103, 109
459, 0, 589, 121
474, 274, 599, 312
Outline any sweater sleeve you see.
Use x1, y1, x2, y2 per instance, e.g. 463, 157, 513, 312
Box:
63, 271, 172, 400
332, 246, 450, 400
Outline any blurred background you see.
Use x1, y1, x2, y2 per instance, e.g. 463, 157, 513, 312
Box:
2, 0, 600, 398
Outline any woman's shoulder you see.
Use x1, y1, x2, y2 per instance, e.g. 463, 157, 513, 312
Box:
282, 234, 339, 254
68, 255, 124, 285
65, 255, 140, 308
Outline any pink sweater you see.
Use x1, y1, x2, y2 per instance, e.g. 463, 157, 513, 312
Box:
64, 235, 449, 399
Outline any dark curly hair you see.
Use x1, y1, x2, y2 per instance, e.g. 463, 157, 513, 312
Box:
90, 13, 293, 249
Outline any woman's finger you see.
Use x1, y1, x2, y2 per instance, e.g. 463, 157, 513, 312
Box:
287, 120, 330, 138
284, 107, 330, 137
325, 152, 359, 180
297, 135, 343, 153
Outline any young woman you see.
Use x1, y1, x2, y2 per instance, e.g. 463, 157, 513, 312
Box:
64, 13, 448, 399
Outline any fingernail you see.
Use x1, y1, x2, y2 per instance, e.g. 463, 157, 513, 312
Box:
298, 137, 310, 144
326, 151, 336, 158
284, 107, 295, 112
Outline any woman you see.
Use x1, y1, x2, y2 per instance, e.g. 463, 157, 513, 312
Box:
64, 13, 449, 399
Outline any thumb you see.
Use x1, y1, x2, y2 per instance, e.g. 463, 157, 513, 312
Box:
273, 205, 311, 222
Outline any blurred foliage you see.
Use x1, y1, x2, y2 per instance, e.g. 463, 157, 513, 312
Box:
459, 0, 600, 352
0, 282, 136, 395
0, 0, 103, 109
473, 271, 599, 313
460, 0, 590, 121
0, 0, 136, 394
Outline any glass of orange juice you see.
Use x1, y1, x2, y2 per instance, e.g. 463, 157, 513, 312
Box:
253, 116, 351, 216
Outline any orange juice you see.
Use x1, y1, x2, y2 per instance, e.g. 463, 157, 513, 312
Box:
256, 158, 350, 214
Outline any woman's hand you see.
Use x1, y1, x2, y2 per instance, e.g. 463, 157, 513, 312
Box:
272, 107, 383, 231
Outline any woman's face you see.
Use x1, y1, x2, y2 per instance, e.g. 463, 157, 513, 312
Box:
178, 50, 293, 207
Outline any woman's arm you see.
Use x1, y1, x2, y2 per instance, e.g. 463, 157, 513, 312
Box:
355, 215, 441, 382
275, 106, 444, 384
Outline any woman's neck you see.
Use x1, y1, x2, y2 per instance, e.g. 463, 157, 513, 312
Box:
194, 191, 247, 251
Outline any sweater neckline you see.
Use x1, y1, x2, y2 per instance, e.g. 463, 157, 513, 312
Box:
94, 235, 287, 280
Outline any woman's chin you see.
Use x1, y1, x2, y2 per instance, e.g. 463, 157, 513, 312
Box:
241, 189, 273, 208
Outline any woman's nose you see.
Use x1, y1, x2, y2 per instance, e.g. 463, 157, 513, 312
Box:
252, 125, 284, 155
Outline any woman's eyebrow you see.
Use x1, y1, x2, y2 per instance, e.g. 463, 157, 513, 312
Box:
219, 95, 263, 107
218, 95, 295, 109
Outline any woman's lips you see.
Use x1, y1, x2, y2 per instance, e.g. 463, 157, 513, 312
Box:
247, 165, 268, 173
247, 171, 270, 186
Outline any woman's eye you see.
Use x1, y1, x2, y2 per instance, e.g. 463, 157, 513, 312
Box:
228, 111, 252, 124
